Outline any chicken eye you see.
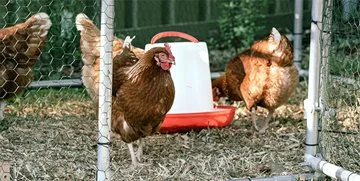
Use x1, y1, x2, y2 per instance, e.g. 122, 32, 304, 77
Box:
158, 53, 167, 57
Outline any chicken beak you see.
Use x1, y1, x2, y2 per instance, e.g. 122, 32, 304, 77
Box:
168, 58, 175, 65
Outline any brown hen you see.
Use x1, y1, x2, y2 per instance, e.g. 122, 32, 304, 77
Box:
0, 12, 52, 120
111, 37, 175, 166
76, 14, 176, 166
212, 27, 299, 133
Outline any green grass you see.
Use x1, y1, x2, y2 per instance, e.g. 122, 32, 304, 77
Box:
329, 52, 360, 78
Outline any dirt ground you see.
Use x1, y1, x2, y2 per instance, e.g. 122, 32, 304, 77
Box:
0, 82, 311, 180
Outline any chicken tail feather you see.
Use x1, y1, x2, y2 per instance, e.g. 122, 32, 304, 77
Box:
31, 12, 52, 38
75, 13, 91, 31
123, 36, 136, 50
24, 12, 52, 66
75, 13, 101, 65
0, 12, 52, 67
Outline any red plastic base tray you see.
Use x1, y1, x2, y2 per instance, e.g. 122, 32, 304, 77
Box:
160, 106, 236, 133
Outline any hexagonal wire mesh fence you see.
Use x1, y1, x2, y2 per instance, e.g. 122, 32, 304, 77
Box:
0, 0, 101, 180
317, 0, 360, 175
0, 0, 340, 180
0, 162, 11, 181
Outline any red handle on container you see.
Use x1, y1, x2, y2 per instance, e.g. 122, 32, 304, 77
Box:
151, 31, 199, 44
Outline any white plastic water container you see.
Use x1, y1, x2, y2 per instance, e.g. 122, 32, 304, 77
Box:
145, 32, 214, 114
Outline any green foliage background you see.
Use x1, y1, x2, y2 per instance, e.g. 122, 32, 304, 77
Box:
211, 0, 269, 52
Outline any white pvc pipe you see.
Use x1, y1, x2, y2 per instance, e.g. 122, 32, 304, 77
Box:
305, 155, 360, 181
304, 0, 323, 157
304, 1, 360, 181
97, 0, 114, 180
293, 0, 303, 71
230, 174, 313, 181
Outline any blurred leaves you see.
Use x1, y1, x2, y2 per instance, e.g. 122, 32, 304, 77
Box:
209, 0, 269, 52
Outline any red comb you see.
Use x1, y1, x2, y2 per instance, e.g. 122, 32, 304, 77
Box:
164, 43, 175, 60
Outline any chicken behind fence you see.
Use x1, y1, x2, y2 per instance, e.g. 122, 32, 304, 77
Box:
76, 13, 176, 166
0, 12, 52, 120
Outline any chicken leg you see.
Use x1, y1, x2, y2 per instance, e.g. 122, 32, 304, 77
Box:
136, 139, 143, 162
127, 140, 145, 166
251, 107, 260, 131
127, 143, 138, 166
251, 107, 273, 133
258, 110, 274, 133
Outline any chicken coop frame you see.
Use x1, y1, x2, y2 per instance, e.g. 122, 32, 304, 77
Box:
303, 0, 360, 180
94, 0, 360, 180
96, 0, 113, 180
0, 0, 358, 180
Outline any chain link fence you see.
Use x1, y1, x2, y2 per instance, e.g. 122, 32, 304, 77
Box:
0, 0, 318, 180
319, 0, 360, 175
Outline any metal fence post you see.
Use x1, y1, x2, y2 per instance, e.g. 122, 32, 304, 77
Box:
304, 0, 323, 158
97, 0, 114, 180
293, 0, 303, 72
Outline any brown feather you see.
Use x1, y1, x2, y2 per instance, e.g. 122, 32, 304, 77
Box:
0, 12, 51, 100
76, 13, 145, 108
212, 28, 299, 113
112, 47, 175, 143
76, 13, 175, 143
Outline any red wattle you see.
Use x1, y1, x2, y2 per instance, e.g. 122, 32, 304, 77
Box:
160, 62, 172, 70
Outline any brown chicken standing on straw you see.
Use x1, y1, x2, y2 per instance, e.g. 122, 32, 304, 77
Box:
212, 27, 299, 133
76, 14, 176, 166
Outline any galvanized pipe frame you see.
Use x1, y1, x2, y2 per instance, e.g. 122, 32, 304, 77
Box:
293, 0, 311, 79
293, 0, 304, 72
97, 0, 114, 180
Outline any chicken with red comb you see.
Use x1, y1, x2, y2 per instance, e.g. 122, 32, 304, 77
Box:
111, 38, 176, 166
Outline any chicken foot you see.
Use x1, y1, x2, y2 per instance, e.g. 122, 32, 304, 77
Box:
251, 107, 274, 133
258, 110, 274, 133
251, 107, 260, 131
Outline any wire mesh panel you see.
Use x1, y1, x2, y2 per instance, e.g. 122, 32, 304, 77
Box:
0, 0, 100, 180
0, 162, 10, 181
319, 0, 360, 175
0, 0, 315, 180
